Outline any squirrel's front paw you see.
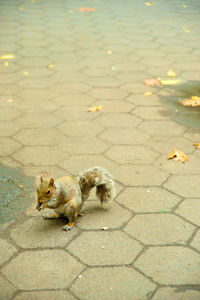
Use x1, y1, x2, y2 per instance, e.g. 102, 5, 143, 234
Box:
63, 224, 73, 231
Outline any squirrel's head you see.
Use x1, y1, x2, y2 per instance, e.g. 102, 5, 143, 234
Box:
36, 176, 56, 211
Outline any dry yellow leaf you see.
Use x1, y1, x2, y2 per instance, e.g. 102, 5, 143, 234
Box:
144, 91, 153, 96
167, 70, 176, 78
88, 105, 103, 112
182, 26, 189, 33
115, 21, 120, 25
1, 54, 15, 60
158, 78, 181, 85
107, 50, 112, 55
145, 2, 152, 6
48, 64, 54, 69
167, 149, 189, 163
23, 71, 29, 75
7, 99, 14, 103
182, 4, 187, 8
193, 142, 200, 149
3, 61, 9, 67
180, 96, 200, 107
19, 6, 24, 10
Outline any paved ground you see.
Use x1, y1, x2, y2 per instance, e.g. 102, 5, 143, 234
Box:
1, 0, 200, 299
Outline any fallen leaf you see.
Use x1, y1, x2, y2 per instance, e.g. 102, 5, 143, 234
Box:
48, 64, 54, 69
167, 149, 189, 163
23, 71, 29, 75
167, 70, 176, 78
182, 4, 187, 8
112, 66, 116, 71
19, 184, 23, 188
143, 78, 160, 86
107, 50, 112, 55
0, 54, 15, 60
159, 78, 181, 85
102, 226, 109, 231
68, 10, 73, 13
160, 210, 166, 213
144, 91, 152, 96
3, 61, 9, 67
88, 105, 103, 112
180, 96, 200, 107
193, 142, 200, 149
145, 2, 152, 6
7, 99, 14, 103
182, 26, 190, 33
115, 21, 120, 25
19, 6, 24, 10
77, 7, 96, 12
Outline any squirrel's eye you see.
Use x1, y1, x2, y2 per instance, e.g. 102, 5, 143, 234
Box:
46, 190, 51, 195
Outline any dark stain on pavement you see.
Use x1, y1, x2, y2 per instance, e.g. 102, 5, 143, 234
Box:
0, 164, 35, 227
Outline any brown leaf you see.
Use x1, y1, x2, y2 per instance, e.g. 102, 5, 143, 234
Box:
167, 149, 189, 163
77, 7, 96, 12
180, 96, 200, 107
193, 142, 200, 149
143, 78, 160, 86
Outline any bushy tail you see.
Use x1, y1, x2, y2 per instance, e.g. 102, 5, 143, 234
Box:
78, 166, 115, 208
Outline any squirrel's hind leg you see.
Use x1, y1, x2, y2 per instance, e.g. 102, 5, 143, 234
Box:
63, 202, 77, 231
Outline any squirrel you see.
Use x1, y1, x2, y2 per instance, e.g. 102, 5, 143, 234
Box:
36, 166, 115, 231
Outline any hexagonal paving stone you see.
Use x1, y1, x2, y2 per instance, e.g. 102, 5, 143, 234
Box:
60, 137, 109, 155
100, 128, 149, 145
55, 107, 97, 121
105, 145, 158, 164
57, 120, 104, 137
154, 155, 200, 175
0, 274, 17, 300
52, 94, 95, 106
2, 250, 83, 290
10, 217, 78, 249
14, 290, 77, 300
139, 120, 185, 136
176, 199, 200, 226
12, 146, 69, 166
20, 99, 59, 113
16, 57, 50, 67
135, 246, 200, 284
0, 238, 17, 265
17, 88, 52, 101
124, 214, 195, 245
50, 83, 90, 96
134, 106, 172, 120
0, 120, 18, 137
0, 107, 21, 121
92, 100, 134, 113
77, 201, 131, 230
96, 113, 141, 128
67, 231, 142, 266
86, 78, 120, 88
63, 155, 117, 175
113, 165, 168, 186
127, 94, 161, 106
191, 230, 200, 252
0, 137, 21, 156
152, 287, 200, 300
116, 187, 181, 212
14, 128, 66, 146
164, 175, 200, 198
14, 112, 61, 128
89, 88, 128, 99
145, 136, 195, 155
70, 267, 156, 300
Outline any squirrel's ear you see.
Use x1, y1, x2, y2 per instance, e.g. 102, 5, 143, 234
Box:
40, 176, 43, 183
49, 178, 54, 187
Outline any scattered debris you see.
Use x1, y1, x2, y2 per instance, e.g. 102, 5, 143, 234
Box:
88, 105, 103, 112
48, 64, 54, 69
102, 227, 109, 231
107, 50, 112, 55
144, 91, 153, 96
167, 149, 189, 163
19, 6, 24, 10
0, 54, 15, 60
180, 96, 200, 107
182, 26, 190, 33
7, 99, 14, 103
158, 78, 181, 85
143, 78, 160, 86
193, 142, 200, 149
3, 61, 9, 66
23, 71, 29, 75
167, 70, 176, 78
77, 7, 96, 12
